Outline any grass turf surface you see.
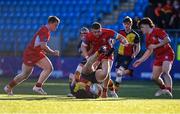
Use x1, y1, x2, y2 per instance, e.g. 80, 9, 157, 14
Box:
0, 77, 180, 113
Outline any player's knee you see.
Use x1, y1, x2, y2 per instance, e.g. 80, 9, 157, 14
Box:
48, 66, 54, 73
162, 69, 170, 75
97, 74, 107, 82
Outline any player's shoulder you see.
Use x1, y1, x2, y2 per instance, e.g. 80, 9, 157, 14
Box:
39, 25, 49, 33
85, 32, 93, 40
131, 29, 140, 36
131, 29, 138, 34
86, 32, 93, 37
153, 27, 165, 33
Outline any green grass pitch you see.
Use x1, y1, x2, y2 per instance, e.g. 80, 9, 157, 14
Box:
0, 77, 180, 113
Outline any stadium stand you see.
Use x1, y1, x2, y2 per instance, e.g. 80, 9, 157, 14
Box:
0, 0, 179, 56
0, 0, 149, 55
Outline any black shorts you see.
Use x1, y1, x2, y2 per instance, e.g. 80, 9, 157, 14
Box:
81, 72, 98, 84
115, 54, 132, 69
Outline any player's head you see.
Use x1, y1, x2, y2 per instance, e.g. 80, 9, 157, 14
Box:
80, 27, 89, 40
91, 22, 102, 38
48, 16, 60, 31
123, 16, 133, 30
138, 17, 155, 34
73, 82, 99, 99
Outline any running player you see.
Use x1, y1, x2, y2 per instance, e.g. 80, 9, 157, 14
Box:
81, 22, 128, 98
133, 17, 174, 98
114, 16, 141, 91
4, 16, 60, 95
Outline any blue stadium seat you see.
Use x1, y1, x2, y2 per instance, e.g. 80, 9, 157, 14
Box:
0, 0, 133, 51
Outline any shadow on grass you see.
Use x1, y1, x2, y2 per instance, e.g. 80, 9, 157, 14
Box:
0, 94, 129, 101
0, 94, 176, 101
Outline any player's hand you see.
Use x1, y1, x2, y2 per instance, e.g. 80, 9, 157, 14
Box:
53, 50, 60, 56
148, 44, 157, 50
133, 59, 143, 68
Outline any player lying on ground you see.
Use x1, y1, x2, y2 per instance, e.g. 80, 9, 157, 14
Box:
4, 16, 60, 95
69, 46, 116, 98
68, 56, 118, 98
133, 17, 175, 98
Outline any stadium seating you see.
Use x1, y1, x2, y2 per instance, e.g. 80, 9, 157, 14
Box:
0, 0, 149, 52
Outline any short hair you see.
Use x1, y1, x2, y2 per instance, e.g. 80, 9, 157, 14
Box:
80, 27, 89, 34
138, 17, 155, 28
123, 16, 132, 23
92, 22, 101, 29
48, 16, 60, 24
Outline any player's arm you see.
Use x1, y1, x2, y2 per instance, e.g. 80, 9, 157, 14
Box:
132, 42, 141, 58
133, 49, 153, 67
148, 29, 170, 50
40, 42, 59, 56
148, 36, 170, 50
81, 42, 89, 59
132, 34, 141, 58
116, 33, 128, 45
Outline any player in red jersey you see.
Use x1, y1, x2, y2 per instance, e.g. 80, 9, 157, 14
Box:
81, 22, 128, 98
133, 17, 175, 98
4, 16, 60, 95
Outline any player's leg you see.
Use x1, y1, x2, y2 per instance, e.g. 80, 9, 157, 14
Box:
74, 63, 84, 81
114, 55, 128, 90
95, 59, 110, 82
67, 73, 75, 97
152, 66, 164, 89
95, 59, 111, 98
152, 66, 171, 97
102, 60, 118, 98
67, 63, 85, 97
108, 78, 118, 98
81, 45, 108, 74
162, 61, 173, 94
81, 52, 100, 74
67, 58, 86, 97
33, 56, 53, 95
4, 63, 34, 95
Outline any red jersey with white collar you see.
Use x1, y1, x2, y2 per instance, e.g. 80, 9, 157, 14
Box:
145, 28, 174, 57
